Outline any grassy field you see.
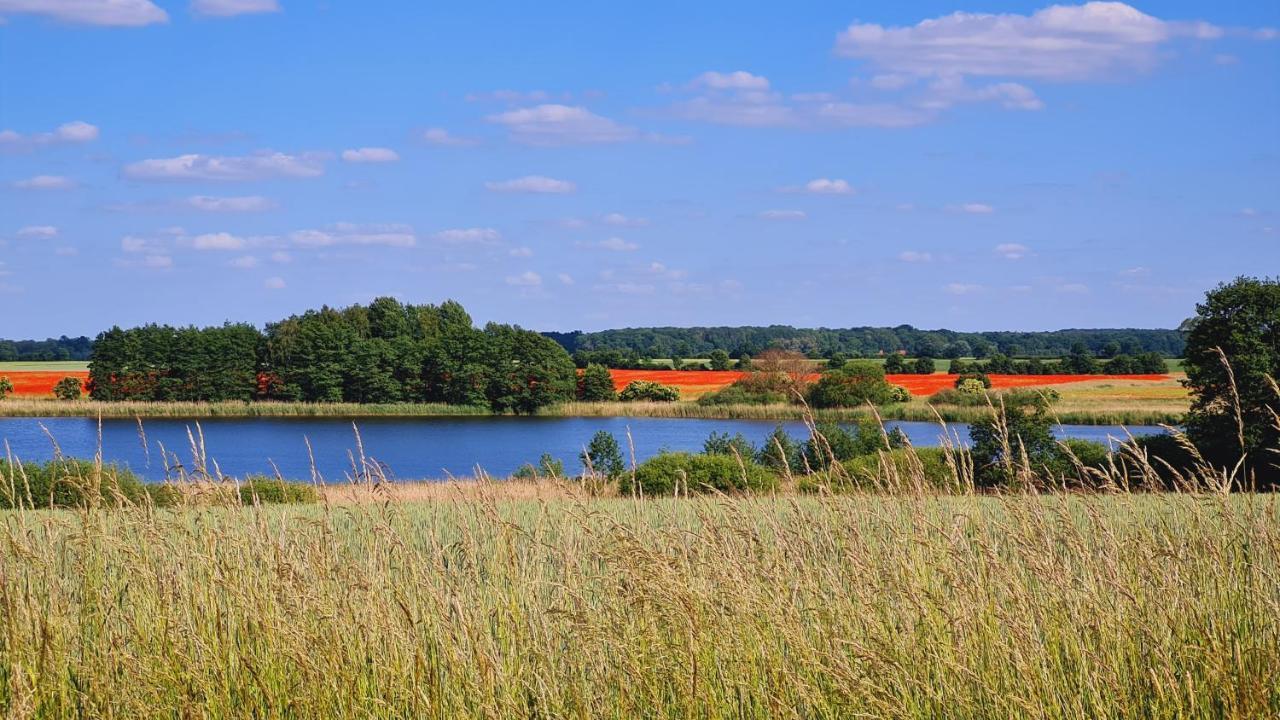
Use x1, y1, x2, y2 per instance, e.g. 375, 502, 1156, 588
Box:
0, 486, 1274, 718
0, 361, 89, 372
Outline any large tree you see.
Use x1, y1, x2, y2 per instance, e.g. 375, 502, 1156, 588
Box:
1183, 277, 1279, 488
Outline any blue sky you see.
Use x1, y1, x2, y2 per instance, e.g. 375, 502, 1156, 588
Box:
1, 1, 1277, 338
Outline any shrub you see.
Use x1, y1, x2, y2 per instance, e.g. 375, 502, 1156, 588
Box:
912, 356, 935, 374
955, 372, 992, 390
0, 376, 11, 400
53, 376, 83, 400
969, 394, 1059, 488
755, 425, 803, 474
888, 385, 911, 403
807, 361, 895, 408
708, 349, 731, 370
697, 384, 788, 406
578, 363, 618, 402
239, 477, 319, 504
703, 431, 756, 458
801, 420, 905, 471
618, 380, 680, 402
0, 458, 167, 509
814, 448, 955, 492
623, 452, 776, 496
512, 453, 566, 481
1118, 433, 1197, 490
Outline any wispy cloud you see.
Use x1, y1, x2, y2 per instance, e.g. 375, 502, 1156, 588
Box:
190, 0, 281, 18
341, 147, 399, 163
123, 152, 325, 181
758, 209, 807, 221
0, 121, 99, 149
184, 195, 276, 212
488, 104, 638, 146
13, 175, 76, 190
421, 128, 477, 147
485, 175, 576, 194
0, 0, 167, 26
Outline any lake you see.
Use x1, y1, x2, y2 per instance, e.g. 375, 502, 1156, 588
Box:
0, 416, 1166, 482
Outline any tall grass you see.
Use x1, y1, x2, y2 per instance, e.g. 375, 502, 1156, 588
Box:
0, 488, 1274, 718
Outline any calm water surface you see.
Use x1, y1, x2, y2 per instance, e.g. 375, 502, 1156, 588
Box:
0, 416, 1166, 482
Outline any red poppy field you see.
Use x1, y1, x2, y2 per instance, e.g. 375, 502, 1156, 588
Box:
609, 369, 1171, 399
1, 371, 89, 397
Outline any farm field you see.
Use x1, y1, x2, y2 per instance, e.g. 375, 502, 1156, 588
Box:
1, 489, 1274, 718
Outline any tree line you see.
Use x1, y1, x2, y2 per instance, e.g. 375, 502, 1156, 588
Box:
545, 326, 1185, 361
88, 298, 576, 413
0, 336, 93, 362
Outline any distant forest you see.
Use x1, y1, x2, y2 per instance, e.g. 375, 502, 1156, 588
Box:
0, 336, 93, 361
544, 326, 1186, 360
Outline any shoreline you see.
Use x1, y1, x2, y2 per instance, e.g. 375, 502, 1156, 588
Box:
0, 398, 1186, 426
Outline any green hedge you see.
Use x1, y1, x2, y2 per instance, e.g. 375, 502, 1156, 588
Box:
0, 458, 171, 509
623, 452, 777, 496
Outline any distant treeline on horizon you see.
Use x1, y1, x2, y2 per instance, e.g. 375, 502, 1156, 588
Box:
4, 324, 1186, 363
544, 326, 1186, 360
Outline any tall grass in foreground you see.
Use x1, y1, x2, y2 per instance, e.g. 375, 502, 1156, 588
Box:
0, 486, 1276, 717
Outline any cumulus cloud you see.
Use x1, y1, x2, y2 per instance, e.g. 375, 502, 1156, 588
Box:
0, 0, 167, 26
794, 178, 855, 195
184, 195, 276, 212
484, 175, 576, 194
123, 152, 325, 181
13, 175, 75, 190
487, 104, 639, 145
421, 128, 477, 146
593, 237, 638, 252
953, 202, 995, 214
16, 225, 57, 238
191, 232, 245, 250
601, 212, 648, 227
190, 0, 280, 17
290, 223, 416, 248
835, 3, 1224, 82
264, 276, 286, 289
898, 250, 932, 263
0, 120, 99, 148
758, 209, 807, 221
557, 273, 574, 285
689, 70, 771, 91
505, 271, 542, 287
341, 147, 399, 163
994, 242, 1030, 259
433, 227, 502, 245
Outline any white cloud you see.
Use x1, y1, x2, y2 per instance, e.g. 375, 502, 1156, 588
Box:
433, 227, 502, 245
123, 152, 325, 181
121, 236, 148, 253
557, 273, 574, 285
802, 178, 855, 195
487, 104, 637, 145
190, 0, 280, 18
0, 0, 166, 26
944, 283, 982, 295
229, 255, 259, 269
689, 70, 771, 91
485, 175, 576, 194
264, 276, 286, 289
758, 209, 807, 221
290, 223, 416, 248
505, 271, 542, 287
835, 3, 1222, 82
192, 232, 245, 250
16, 225, 57, 238
421, 128, 476, 146
466, 89, 553, 104
184, 195, 275, 212
341, 147, 399, 163
0, 120, 99, 148
898, 250, 932, 263
994, 242, 1030, 259
953, 202, 995, 214
509, 246, 534, 257
13, 175, 75, 190
596, 237, 638, 252
919, 77, 1044, 111
601, 212, 648, 227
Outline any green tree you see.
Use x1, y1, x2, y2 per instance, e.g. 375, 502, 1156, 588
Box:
807, 361, 895, 408
913, 356, 935, 374
53, 377, 83, 400
483, 323, 577, 414
1183, 277, 1280, 488
618, 380, 680, 402
578, 363, 618, 402
883, 354, 907, 373
580, 430, 625, 481
0, 376, 12, 400
969, 394, 1060, 488
708, 349, 731, 370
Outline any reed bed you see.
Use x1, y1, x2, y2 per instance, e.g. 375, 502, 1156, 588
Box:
0, 398, 491, 418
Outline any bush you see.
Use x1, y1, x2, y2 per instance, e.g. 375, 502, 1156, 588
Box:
239, 477, 319, 504
580, 430, 625, 480
755, 425, 803, 474
512, 453, 566, 481
697, 384, 788, 406
801, 420, 905, 471
708, 349, 731, 370
618, 380, 680, 402
805, 448, 955, 492
623, 452, 777, 496
1118, 433, 1197, 490
807, 361, 895, 408
53, 376, 83, 400
0, 376, 11, 400
703, 432, 756, 458
954, 372, 992, 390
0, 458, 167, 509
888, 385, 911, 403
913, 356, 935, 374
